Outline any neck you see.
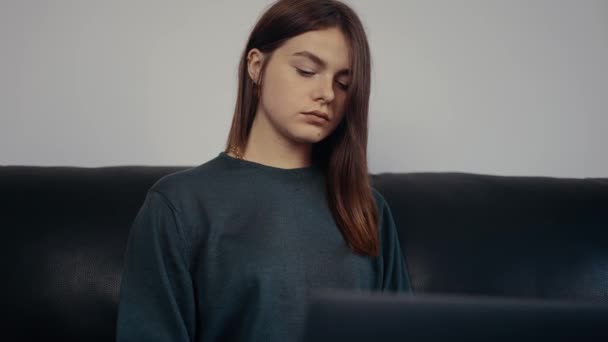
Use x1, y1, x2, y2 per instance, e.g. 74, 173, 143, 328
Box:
231, 111, 313, 169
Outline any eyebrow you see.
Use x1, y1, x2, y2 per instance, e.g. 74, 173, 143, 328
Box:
291, 50, 351, 76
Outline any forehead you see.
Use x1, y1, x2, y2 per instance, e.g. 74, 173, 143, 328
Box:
280, 28, 352, 72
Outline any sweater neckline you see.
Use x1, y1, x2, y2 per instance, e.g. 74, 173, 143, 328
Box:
218, 152, 322, 178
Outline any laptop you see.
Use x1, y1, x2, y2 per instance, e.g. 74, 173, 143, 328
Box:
301, 288, 608, 342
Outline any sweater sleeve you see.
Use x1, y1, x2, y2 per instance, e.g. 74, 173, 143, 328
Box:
116, 190, 196, 342
373, 189, 413, 294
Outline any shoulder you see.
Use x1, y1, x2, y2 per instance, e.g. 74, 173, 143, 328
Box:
371, 186, 398, 234
371, 186, 389, 212
147, 155, 226, 209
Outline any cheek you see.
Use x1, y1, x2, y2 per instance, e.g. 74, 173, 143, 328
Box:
261, 67, 304, 116
332, 99, 347, 121
332, 111, 346, 131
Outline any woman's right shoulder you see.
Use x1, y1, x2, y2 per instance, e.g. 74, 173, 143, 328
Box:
147, 155, 227, 207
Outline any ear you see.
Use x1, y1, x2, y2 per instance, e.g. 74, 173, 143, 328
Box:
247, 48, 264, 84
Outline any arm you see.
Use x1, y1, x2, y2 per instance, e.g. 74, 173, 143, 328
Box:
373, 189, 413, 294
116, 191, 196, 342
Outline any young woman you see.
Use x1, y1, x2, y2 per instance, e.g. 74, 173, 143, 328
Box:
116, 0, 412, 341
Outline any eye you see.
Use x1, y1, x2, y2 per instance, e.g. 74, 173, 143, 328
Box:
296, 68, 315, 77
296, 68, 349, 91
337, 82, 349, 91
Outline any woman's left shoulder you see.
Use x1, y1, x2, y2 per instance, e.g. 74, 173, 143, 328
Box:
370, 186, 388, 210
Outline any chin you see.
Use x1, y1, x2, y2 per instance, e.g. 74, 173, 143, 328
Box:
290, 129, 329, 144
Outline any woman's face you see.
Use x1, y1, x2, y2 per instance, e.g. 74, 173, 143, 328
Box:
248, 27, 352, 146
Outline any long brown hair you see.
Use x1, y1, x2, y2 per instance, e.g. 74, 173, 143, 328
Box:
225, 0, 379, 257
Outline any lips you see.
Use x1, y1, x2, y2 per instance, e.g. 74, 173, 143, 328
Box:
302, 111, 330, 121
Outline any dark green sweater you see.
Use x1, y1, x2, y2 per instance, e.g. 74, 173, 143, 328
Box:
116, 152, 411, 342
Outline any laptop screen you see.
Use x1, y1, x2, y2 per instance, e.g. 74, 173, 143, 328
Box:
301, 288, 608, 342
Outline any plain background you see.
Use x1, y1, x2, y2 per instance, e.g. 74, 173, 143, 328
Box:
1, 0, 606, 177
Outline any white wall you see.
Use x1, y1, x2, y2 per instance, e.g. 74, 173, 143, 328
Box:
2, 0, 607, 177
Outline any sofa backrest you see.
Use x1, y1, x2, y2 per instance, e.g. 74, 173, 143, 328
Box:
371, 172, 608, 301
2, 166, 607, 341
3, 166, 179, 342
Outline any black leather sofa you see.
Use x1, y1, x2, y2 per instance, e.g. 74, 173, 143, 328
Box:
3, 165, 607, 341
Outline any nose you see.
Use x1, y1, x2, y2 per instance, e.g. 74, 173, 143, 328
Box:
314, 75, 335, 104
